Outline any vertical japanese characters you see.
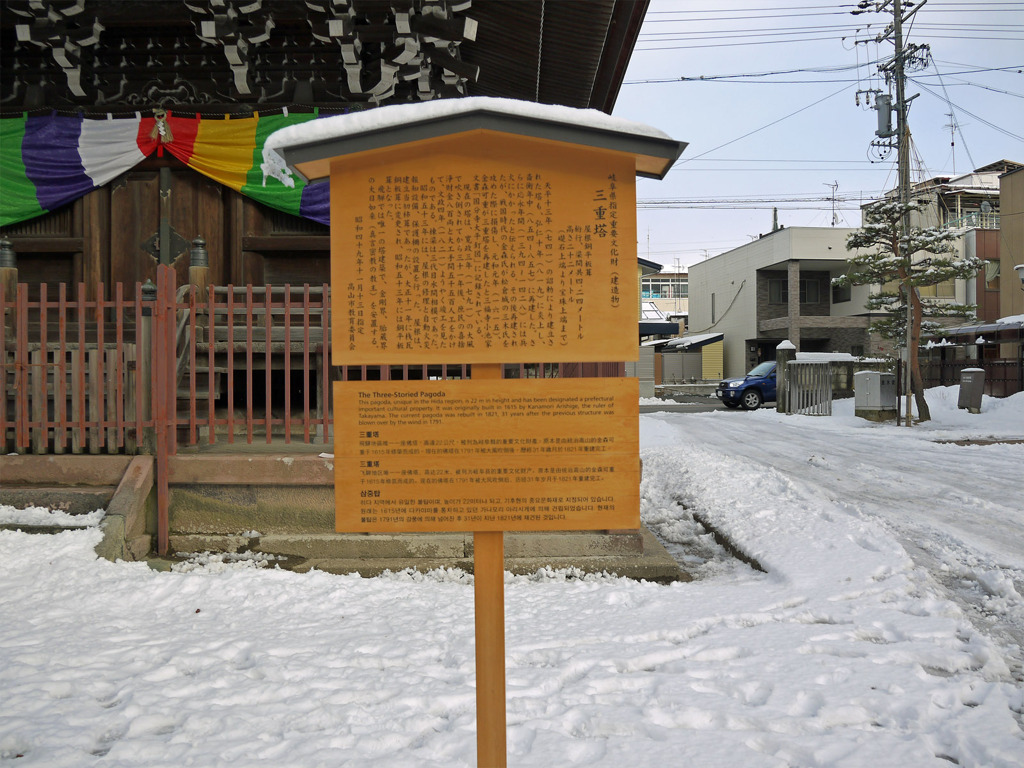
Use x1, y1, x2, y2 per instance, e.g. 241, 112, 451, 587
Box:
343, 171, 622, 354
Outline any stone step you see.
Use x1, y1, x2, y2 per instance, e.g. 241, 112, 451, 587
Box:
165, 527, 685, 583
169, 530, 644, 559
0, 486, 114, 516
0, 454, 153, 562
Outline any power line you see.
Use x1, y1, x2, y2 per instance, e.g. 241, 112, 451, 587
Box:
644, 7, 855, 21
676, 83, 854, 164
929, 54, 979, 171
639, 203, 867, 210
636, 35, 860, 51
636, 31, 1024, 52
639, 23, 1024, 38
682, 158, 886, 163
670, 167, 896, 172
625, 63, 1022, 85
640, 25, 868, 38
645, 2, 1024, 12
637, 193, 881, 210
911, 79, 1024, 141
941, 80, 1024, 98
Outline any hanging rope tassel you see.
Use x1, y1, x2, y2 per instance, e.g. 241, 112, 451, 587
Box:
150, 108, 174, 156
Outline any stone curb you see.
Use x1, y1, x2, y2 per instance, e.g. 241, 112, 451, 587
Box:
95, 456, 154, 562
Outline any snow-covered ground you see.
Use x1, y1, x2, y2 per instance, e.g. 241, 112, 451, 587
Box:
2, 387, 1022, 767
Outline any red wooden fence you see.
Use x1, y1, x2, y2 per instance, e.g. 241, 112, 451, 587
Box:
1, 267, 337, 455
3, 265, 626, 552
2, 280, 151, 455
3, 268, 626, 456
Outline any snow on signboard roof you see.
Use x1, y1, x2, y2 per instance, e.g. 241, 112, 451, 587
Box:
262, 96, 684, 186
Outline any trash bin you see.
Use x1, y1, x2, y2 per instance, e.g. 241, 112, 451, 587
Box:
957, 368, 985, 414
854, 370, 897, 422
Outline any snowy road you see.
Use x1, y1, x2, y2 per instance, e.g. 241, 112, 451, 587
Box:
661, 399, 1024, 569
641, 389, 1024, 687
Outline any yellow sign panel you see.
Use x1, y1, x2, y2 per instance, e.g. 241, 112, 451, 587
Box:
334, 377, 640, 533
330, 131, 638, 365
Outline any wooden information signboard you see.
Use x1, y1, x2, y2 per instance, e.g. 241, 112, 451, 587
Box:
329, 132, 638, 365
334, 377, 639, 533
268, 101, 684, 767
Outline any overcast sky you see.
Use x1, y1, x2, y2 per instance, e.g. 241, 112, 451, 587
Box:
612, 0, 1024, 270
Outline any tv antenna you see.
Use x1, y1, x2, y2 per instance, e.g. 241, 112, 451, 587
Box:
944, 111, 956, 174
824, 181, 840, 226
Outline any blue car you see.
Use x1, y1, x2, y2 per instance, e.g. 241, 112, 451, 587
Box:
715, 361, 777, 410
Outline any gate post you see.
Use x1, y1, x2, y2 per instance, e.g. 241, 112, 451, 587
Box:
139, 279, 157, 453
1, 238, 16, 347
775, 339, 795, 414
0, 238, 15, 303
1, 241, 19, 454
152, 266, 177, 555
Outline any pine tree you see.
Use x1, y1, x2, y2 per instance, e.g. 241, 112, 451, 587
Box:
834, 197, 983, 423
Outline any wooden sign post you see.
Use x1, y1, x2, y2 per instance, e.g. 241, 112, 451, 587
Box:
471, 361, 506, 765
267, 100, 685, 766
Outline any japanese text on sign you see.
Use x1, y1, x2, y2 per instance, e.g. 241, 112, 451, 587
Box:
334, 378, 640, 533
331, 135, 636, 364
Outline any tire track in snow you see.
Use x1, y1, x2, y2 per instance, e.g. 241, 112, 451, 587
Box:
642, 409, 1024, 731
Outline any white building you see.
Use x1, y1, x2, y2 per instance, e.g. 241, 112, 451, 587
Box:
687, 227, 880, 378
641, 269, 688, 326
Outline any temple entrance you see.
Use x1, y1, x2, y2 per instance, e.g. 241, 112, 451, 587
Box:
110, 160, 227, 289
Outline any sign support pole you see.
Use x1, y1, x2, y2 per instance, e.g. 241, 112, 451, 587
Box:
474, 529, 506, 768
472, 362, 506, 768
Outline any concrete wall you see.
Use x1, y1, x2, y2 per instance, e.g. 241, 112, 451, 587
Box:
688, 238, 764, 378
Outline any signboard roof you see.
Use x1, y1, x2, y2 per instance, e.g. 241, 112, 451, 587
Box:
263, 97, 686, 184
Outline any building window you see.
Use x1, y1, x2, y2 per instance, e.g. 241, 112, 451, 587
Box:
769, 278, 820, 304
802, 280, 820, 304
711, 292, 716, 323
918, 279, 956, 299
641, 274, 688, 299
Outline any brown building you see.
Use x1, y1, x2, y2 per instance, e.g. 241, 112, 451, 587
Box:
1000, 166, 1024, 323
1, 1, 648, 296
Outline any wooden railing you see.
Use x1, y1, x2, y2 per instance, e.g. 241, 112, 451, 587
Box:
1, 269, 338, 455
3, 271, 628, 456
3, 266, 628, 554
2, 281, 149, 455
175, 283, 333, 445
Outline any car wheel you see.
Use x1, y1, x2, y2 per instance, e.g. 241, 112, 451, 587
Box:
740, 389, 763, 410
723, 401, 740, 409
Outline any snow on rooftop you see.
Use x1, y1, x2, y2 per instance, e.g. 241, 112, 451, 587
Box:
262, 97, 673, 187
666, 332, 722, 348
795, 352, 858, 361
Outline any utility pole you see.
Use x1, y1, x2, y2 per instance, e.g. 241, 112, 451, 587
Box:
854, 0, 928, 425
894, 0, 915, 426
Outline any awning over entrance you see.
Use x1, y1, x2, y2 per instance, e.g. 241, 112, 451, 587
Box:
665, 332, 724, 350
925, 318, 1024, 345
